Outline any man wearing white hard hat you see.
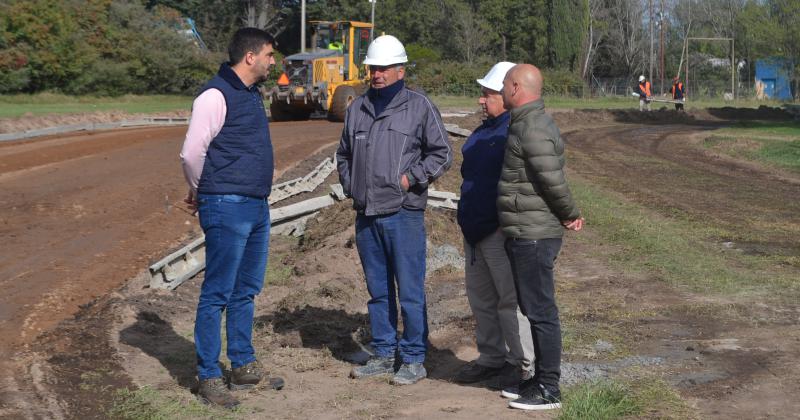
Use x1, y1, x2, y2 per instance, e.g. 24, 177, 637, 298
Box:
336, 35, 452, 385
454, 62, 535, 389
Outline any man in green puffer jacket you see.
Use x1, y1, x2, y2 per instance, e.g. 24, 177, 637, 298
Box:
496, 64, 584, 412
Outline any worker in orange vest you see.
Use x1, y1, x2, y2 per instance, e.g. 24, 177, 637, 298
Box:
670, 76, 685, 111
636, 75, 652, 111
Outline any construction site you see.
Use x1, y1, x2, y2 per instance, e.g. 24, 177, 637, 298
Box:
0, 99, 797, 418
1, 0, 800, 418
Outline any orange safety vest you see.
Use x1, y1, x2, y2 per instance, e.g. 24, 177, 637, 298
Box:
671, 82, 683, 99
639, 81, 651, 97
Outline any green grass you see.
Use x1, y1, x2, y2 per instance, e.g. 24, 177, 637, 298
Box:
706, 121, 800, 171
724, 120, 800, 136
558, 381, 638, 420
570, 177, 798, 296
266, 262, 293, 286
108, 386, 235, 420
0, 93, 192, 117
758, 139, 800, 170
558, 378, 695, 420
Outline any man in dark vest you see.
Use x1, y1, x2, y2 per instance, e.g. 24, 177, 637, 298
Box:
180, 27, 283, 409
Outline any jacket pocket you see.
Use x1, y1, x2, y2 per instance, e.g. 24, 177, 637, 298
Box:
388, 120, 417, 190
350, 131, 369, 206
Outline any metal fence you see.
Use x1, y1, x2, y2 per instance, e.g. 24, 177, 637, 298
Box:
423, 77, 771, 100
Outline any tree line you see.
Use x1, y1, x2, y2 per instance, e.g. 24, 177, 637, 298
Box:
1, 0, 797, 96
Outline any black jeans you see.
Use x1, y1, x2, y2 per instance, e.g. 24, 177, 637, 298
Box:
504, 237, 563, 389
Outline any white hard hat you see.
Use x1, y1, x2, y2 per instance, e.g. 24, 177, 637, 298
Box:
639, 75, 645, 82
477, 61, 516, 92
363, 35, 408, 66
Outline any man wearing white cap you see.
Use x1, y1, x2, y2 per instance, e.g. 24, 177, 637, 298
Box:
454, 62, 535, 389
336, 35, 452, 385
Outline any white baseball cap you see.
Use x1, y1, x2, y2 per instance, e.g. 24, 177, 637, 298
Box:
477, 62, 516, 92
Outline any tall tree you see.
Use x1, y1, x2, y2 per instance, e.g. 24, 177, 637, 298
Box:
604, 0, 647, 77
450, 2, 490, 64
548, 0, 589, 71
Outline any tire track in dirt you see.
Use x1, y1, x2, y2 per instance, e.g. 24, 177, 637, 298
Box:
564, 124, 800, 253
0, 120, 342, 418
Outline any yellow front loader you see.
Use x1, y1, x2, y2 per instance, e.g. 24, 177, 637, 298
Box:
269, 21, 373, 122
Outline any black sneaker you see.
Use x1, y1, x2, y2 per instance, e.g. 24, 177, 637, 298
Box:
350, 356, 395, 379
508, 383, 562, 410
453, 361, 505, 383
486, 362, 527, 390
198, 377, 239, 409
229, 360, 285, 391
390, 362, 427, 385
501, 376, 536, 399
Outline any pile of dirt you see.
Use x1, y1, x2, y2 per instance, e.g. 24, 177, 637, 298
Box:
695, 105, 795, 121
0, 110, 190, 134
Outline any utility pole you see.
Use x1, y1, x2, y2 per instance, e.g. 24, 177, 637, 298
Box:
370, 0, 376, 41
649, 0, 654, 83
659, 0, 664, 94
301, 0, 306, 53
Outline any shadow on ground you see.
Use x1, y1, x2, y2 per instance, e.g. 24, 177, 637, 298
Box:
255, 305, 472, 384
119, 311, 197, 389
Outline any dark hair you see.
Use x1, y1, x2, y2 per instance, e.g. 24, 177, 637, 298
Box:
228, 28, 276, 65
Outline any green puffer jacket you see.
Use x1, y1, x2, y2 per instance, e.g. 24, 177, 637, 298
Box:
497, 99, 581, 240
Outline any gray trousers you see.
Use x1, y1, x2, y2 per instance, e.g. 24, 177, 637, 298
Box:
464, 229, 534, 371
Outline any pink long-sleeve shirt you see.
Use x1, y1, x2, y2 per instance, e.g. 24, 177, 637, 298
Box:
180, 89, 227, 195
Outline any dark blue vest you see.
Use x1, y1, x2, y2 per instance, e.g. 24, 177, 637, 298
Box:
457, 111, 510, 246
196, 63, 274, 198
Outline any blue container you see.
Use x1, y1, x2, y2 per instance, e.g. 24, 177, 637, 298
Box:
755, 58, 793, 100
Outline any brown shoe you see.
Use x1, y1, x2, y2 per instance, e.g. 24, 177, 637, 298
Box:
198, 377, 239, 409
230, 360, 285, 391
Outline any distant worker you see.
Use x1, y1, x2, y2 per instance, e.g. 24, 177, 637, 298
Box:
327, 41, 344, 52
636, 75, 652, 111
497, 64, 584, 411
671, 76, 685, 111
454, 61, 534, 390
180, 28, 284, 409
337, 34, 452, 385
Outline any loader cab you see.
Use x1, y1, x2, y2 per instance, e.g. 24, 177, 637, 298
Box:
311, 21, 373, 81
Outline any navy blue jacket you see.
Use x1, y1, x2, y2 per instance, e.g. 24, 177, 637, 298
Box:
197, 63, 274, 198
457, 111, 510, 246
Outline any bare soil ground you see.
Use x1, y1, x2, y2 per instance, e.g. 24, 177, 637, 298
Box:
0, 120, 342, 418
1, 106, 798, 419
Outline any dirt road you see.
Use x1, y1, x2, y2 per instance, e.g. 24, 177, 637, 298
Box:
0, 121, 341, 387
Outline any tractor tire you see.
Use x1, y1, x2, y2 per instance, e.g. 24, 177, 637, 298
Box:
269, 101, 293, 122
328, 85, 357, 122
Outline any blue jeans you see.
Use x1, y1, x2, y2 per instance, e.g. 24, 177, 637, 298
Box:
504, 237, 563, 389
195, 194, 270, 380
355, 209, 428, 364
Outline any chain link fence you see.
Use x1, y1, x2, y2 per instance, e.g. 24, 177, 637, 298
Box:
419, 76, 771, 100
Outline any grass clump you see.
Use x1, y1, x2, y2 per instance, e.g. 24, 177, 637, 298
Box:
558, 378, 695, 420
558, 380, 638, 420
108, 386, 234, 420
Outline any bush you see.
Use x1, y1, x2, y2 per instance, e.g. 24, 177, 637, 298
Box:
0, 0, 219, 95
